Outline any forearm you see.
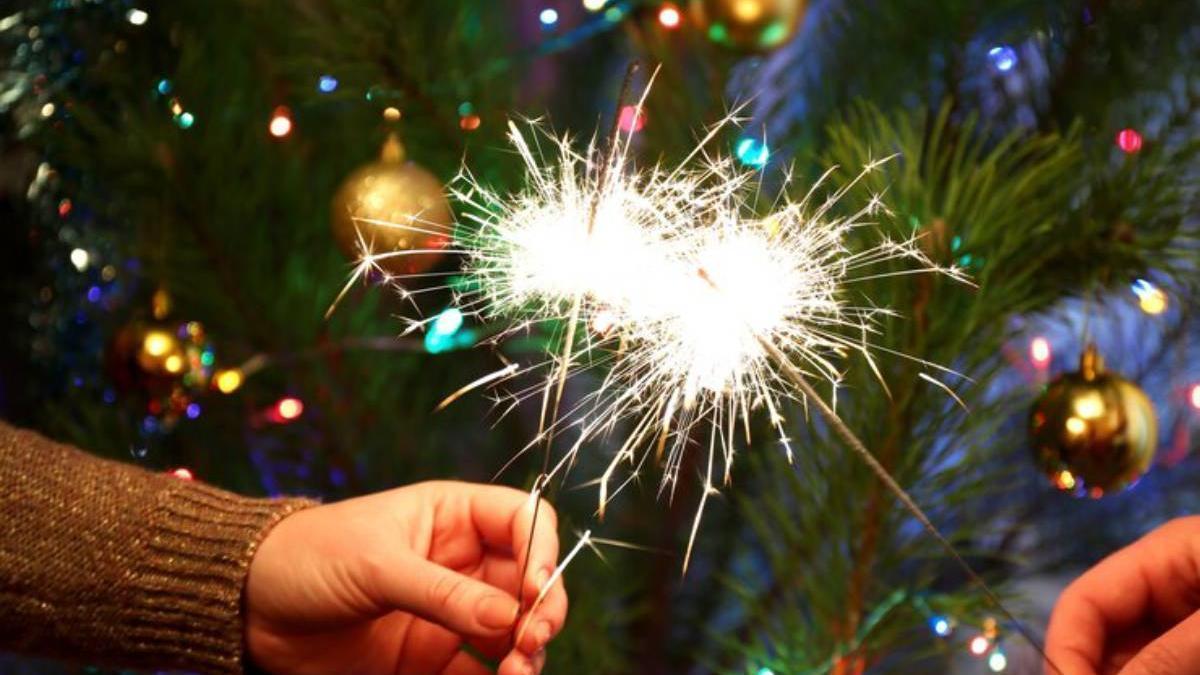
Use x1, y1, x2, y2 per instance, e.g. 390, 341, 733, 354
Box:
0, 421, 313, 674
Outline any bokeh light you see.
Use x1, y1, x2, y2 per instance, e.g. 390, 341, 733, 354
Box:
618, 105, 646, 132
69, 248, 89, 271
1132, 279, 1167, 315
268, 106, 293, 138
658, 4, 682, 28
735, 136, 770, 168
214, 368, 244, 394
1030, 336, 1051, 368
987, 45, 1017, 72
275, 397, 304, 421
1116, 128, 1143, 154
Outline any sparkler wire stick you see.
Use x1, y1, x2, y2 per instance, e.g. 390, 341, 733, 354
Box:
514, 60, 643, 623
755, 335, 1064, 675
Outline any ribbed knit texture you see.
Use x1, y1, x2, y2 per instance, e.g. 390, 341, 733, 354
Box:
0, 421, 315, 674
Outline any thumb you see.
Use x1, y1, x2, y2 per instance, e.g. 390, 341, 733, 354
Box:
364, 554, 519, 638
1120, 610, 1200, 675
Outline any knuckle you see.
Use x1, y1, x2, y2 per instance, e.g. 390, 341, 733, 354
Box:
426, 572, 468, 611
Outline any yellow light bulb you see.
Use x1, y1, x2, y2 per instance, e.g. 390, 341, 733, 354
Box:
1139, 288, 1167, 315
215, 368, 244, 394
142, 331, 173, 357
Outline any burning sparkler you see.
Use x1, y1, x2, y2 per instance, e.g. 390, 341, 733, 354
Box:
327, 80, 1063, 672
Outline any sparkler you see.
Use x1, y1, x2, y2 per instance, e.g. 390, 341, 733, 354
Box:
328, 81, 1064, 672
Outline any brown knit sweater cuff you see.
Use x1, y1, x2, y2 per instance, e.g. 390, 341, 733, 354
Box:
126, 481, 314, 673
0, 422, 316, 675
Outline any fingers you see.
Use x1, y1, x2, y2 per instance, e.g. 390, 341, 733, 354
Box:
498, 649, 545, 675
369, 553, 519, 639
515, 578, 568, 656
475, 552, 566, 655
1046, 517, 1200, 675
456, 482, 560, 595
1119, 610, 1200, 675
508, 492, 560, 604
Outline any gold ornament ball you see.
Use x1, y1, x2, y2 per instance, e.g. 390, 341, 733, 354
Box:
1029, 345, 1156, 497
690, 0, 807, 51
331, 133, 453, 277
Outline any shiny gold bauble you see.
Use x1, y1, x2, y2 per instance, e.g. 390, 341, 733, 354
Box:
1029, 345, 1156, 497
690, 0, 807, 51
331, 133, 453, 277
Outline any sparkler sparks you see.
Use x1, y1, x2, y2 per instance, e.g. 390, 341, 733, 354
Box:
324, 86, 1072, 673
333, 105, 971, 551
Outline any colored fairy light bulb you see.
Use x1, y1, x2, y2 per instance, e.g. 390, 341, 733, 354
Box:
988, 45, 1017, 72
1132, 279, 1167, 315
735, 136, 770, 168
432, 307, 465, 336
275, 397, 304, 421
582, 0, 606, 9
1189, 384, 1200, 411
618, 105, 646, 132
69, 248, 89, 271
1116, 128, 1143, 154
425, 307, 473, 353
988, 649, 1007, 672
175, 111, 195, 129
460, 114, 482, 131
658, 3, 682, 28
126, 8, 148, 25
1030, 336, 1051, 367
214, 368, 244, 394
930, 616, 952, 637
142, 331, 173, 357
269, 106, 293, 138
317, 75, 338, 93
539, 8, 559, 26
169, 467, 194, 480
969, 635, 990, 656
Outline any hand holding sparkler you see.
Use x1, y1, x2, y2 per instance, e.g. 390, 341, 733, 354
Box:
246, 481, 566, 675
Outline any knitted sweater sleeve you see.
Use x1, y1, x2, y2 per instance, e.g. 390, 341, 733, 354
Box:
0, 421, 315, 674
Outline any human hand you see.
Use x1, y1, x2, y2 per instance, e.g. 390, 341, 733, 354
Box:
1046, 516, 1200, 675
245, 481, 567, 675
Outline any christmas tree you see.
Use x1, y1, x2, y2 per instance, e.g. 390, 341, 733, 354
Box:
2, 0, 1199, 673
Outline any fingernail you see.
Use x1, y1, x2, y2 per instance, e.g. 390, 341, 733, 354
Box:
478, 594, 519, 630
